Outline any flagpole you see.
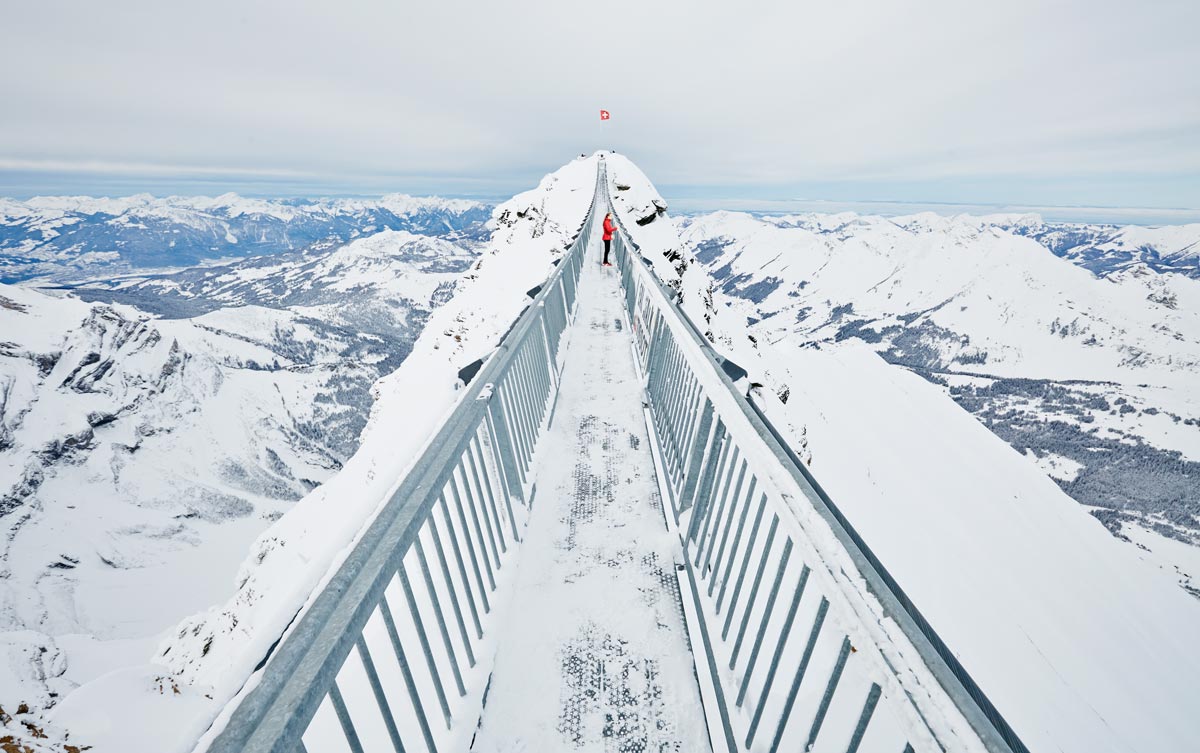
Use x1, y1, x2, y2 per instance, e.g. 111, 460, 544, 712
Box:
599, 108, 610, 154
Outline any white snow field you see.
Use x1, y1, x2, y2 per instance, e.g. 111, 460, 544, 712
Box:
603, 152, 1200, 753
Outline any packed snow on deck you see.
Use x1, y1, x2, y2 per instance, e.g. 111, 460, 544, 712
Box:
36, 155, 600, 752
604, 151, 1200, 753
471, 229, 709, 753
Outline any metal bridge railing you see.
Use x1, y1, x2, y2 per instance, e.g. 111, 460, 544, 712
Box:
604, 176, 1027, 753
203, 167, 602, 753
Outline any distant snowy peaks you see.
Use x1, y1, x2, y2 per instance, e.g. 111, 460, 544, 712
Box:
2, 192, 486, 221
2, 190, 494, 283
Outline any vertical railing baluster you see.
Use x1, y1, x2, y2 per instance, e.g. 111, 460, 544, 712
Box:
698, 451, 743, 573
506, 341, 534, 471
484, 401, 524, 514
396, 561, 453, 727
746, 565, 810, 746
673, 378, 706, 492
379, 596, 439, 753
513, 341, 540, 467
676, 399, 715, 517
713, 479, 757, 605
769, 598, 830, 753
415, 536, 472, 680
499, 355, 529, 474
731, 515, 779, 666
427, 514, 479, 651
736, 539, 794, 706
328, 681, 366, 753
511, 345, 540, 470
539, 301, 561, 370
438, 495, 484, 638
805, 638, 853, 750
467, 435, 506, 556
692, 440, 733, 564
448, 476, 492, 608
494, 380, 527, 488
355, 635, 406, 753
685, 422, 727, 544
454, 469, 497, 591
669, 371, 699, 476
708, 469, 752, 595
721, 493, 768, 632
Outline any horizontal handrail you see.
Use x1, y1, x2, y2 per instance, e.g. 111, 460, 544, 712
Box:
604, 170, 1026, 753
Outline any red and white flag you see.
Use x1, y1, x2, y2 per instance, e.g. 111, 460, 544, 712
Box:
600, 109, 610, 121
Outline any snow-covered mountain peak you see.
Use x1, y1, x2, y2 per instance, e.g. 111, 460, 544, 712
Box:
376, 192, 483, 215
973, 211, 1045, 229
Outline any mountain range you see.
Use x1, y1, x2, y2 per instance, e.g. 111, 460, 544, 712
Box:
0, 193, 491, 283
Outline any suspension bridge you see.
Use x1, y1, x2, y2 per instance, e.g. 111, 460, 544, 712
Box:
199, 160, 1032, 753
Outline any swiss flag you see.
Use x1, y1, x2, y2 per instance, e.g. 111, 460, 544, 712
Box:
600, 109, 610, 121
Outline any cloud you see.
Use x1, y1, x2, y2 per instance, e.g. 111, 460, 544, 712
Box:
1, 0, 1197, 206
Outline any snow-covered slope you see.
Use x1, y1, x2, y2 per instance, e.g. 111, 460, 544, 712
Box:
0, 286, 354, 711
0, 229, 476, 726
0, 192, 491, 283
604, 152, 1200, 753
670, 208, 1200, 591
40, 154, 599, 752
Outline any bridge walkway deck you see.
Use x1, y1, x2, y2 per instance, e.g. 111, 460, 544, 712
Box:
469, 225, 710, 752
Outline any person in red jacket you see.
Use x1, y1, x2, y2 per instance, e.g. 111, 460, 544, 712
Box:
602, 212, 616, 267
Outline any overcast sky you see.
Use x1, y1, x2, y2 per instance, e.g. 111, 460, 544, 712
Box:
2, 0, 1197, 210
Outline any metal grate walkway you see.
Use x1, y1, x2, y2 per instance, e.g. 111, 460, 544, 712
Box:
470, 223, 709, 752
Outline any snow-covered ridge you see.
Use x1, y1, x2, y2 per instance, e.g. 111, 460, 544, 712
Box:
604, 153, 1200, 753
42, 154, 601, 751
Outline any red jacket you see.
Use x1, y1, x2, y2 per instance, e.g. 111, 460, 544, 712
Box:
602, 217, 616, 241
